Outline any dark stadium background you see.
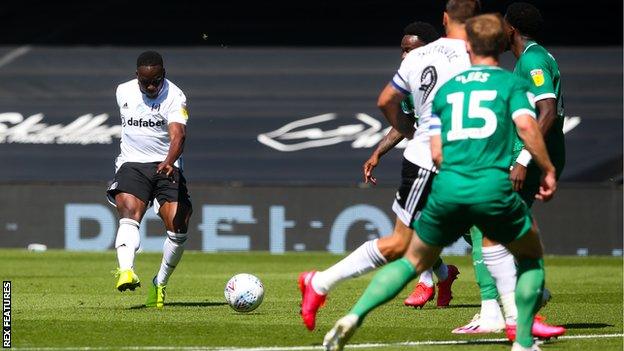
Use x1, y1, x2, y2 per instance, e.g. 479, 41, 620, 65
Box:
0, 0, 621, 46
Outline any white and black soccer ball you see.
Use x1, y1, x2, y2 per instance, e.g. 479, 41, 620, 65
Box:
224, 273, 264, 312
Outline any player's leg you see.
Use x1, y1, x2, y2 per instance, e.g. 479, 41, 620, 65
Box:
469, 217, 562, 339
453, 227, 506, 333
512, 166, 564, 339
481, 235, 518, 325
311, 217, 408, 294
390, 161, 458, 308
299, 216, 408, 330
114, 192, 147, 269
501, 217, 564, 343
146, 168, 193, 307
113, 192, 147, 291
107, 163, 153, 292
351, 233, 441, 320
503, 224, 545, 349
156, 200, 192, 284
323, 198, 467, 351
477, 195, 560, 349
310, 159, 429, 296
323, 233, 442, 351
300, 161, 432, 329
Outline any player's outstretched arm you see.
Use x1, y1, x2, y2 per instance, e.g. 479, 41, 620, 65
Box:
513, 114, 556, 201
377, 84, 414, 139
157, 122, 186, 177
363, 128, 404, 185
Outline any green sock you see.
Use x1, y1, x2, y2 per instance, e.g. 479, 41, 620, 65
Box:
350, 258, 418, 321
515, 258, 545, 347
470, 227, 499, 301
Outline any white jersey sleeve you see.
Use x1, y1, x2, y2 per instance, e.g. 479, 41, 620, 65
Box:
166, 90, 189, 125
391, 66, 412, 96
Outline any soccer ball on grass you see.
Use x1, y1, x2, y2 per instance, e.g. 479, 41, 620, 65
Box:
224, 273, 264, 312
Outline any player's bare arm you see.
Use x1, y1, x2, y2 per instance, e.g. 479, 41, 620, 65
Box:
377, 84, 414, 139
510, 98, 557, 191
363, 128, 404, 184
535, 98, 557, 139
157, 122, 186, 177
513, 114, 556, 201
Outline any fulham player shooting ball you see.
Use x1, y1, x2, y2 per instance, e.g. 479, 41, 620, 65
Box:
106, 51, 192, 308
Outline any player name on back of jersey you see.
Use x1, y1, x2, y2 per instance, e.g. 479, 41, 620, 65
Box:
455, 71, 491, 84
413, 41, 462, 62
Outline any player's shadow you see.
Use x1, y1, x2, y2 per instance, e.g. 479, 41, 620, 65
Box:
561, 323, 614, 329
130, 302, 228, 309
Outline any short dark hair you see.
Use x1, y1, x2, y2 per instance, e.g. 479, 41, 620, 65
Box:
403, 22, 441, 44
466, 14, 507, 57
505, 2, 543, 38
446, 0, 481, 24
136, 51, 163, 68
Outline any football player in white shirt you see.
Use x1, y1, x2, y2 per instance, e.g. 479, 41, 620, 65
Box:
106, 51, 192, 308
298, 21, 450, 332
321, 1, 480, 349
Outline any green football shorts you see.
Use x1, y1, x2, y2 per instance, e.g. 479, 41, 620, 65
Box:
414, 192, 533, 247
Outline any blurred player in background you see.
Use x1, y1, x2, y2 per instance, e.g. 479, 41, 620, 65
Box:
106, 51, 192, 308
297, 21, 453, 332
323, 14, 556, 351
362, 22, 461, 310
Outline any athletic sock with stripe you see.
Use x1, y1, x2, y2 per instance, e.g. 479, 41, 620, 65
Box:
312, 239, 387, 295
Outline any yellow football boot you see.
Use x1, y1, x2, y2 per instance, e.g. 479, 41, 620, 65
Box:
145, 278, 166, 308
115, 268, 141, 292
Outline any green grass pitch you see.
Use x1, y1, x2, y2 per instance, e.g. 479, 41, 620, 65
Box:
2, 250, 622, 350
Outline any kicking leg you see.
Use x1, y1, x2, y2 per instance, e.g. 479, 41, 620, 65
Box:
300, 217, 412, 330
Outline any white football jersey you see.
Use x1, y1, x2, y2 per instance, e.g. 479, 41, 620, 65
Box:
391, 38, 470, 171
114, 78, 188, 171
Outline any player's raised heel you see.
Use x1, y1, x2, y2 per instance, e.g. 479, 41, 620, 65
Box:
145, 277, 166, 308
323, 314, 359, 351
115, 268, 141, 292
299, 271, 327, 331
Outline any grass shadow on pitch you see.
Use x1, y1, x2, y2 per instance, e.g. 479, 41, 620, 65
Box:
561, 323, 614, 329
130, 302, 228, 309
